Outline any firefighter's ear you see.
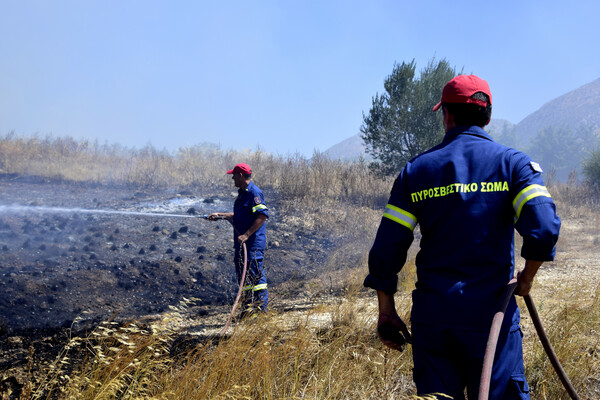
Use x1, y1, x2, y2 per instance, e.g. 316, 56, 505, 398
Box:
442, 107, 455, 132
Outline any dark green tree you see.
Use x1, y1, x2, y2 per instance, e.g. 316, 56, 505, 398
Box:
360, 58, 457, 176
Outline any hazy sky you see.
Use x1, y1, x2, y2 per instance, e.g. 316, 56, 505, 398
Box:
1, 1, 599, 156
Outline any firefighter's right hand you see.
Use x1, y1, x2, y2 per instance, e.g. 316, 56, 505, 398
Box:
377, 313, 412, 351
207, 213, 221, 221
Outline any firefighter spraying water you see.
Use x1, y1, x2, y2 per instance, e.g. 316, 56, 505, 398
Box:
0, 197, 261, 333
207, 163, 269, 318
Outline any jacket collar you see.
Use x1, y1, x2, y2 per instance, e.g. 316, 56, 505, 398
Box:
442, 125, 493, 144
238, 180, 254, 195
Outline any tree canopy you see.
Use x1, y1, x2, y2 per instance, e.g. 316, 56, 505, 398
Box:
360, 58, 457, 176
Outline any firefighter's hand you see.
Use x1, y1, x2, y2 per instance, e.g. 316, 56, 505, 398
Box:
237, 233, 249, 244
207, 213, 221, 221
515, 260, 543, 296
377, 312, 412, 351
515, 270, 533, 296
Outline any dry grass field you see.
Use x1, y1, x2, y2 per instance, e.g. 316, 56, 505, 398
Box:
1, 134, 599, 399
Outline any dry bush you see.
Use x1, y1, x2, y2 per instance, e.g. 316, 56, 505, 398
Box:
548, 172, 600, 218
0, 134, 132, 183
270, 152, 390, 208
0, 134, 392, 240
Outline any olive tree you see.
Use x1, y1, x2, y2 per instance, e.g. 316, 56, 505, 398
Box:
361, 58, 457, 176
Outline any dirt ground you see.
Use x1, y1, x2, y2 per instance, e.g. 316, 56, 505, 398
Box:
535, 211, 600, 297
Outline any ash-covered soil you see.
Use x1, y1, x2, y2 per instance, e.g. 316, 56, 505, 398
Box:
0, 175, 341, 333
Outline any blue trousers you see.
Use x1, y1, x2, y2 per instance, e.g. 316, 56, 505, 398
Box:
412, 322, 530, 399
234, 249, 268, 311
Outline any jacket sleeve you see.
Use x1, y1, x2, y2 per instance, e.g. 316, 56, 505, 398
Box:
251, 188, 269, 218
364, 168, 416, 294
511, 155, 561, 261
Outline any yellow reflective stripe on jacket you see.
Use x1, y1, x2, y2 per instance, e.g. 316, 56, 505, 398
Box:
242, 283, 268, 292
252, 204, 268, 213
382, 204, 417, 231
512, 184, 551, 218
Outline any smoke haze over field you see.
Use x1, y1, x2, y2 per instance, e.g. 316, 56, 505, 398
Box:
1, 1, 600, 156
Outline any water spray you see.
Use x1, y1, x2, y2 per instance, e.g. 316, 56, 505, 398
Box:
0, 204, 201, 219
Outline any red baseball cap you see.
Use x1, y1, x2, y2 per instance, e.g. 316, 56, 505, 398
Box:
226, 163, 252, 175
432, 75, 492, 111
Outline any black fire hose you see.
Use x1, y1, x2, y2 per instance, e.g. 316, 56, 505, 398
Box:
479, 279, 580, 400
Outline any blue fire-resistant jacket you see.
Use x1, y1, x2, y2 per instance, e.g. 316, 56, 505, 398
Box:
364, 126, 561, 329
233, 181, 268, 252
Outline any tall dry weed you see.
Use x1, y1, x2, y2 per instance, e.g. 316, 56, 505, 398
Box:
21, 270, 600, 399
521, 286, 600, 399
0, 134, 392, 242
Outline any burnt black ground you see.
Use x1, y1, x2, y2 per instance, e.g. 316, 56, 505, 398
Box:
0, 174, 340, 333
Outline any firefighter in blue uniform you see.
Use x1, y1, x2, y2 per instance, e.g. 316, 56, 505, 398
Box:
209, 163, 269, 313
364, 75, 561, 399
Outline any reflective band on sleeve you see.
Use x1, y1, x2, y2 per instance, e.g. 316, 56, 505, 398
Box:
242, 283, 268, 292
512, 184, 551, 218
252, 283, 268, 291
382, 204, 417, 231
252, 204, 268, 213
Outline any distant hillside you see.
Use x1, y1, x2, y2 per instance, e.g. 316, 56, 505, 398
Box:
323, 133, 371, 161
513, 77, 600, 146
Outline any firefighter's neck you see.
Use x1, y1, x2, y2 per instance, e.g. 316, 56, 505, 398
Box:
443, 108, 456, 134
239, 179, 250, 190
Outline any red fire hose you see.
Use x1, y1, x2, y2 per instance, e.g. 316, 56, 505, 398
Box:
202, 215, 250, 337
218, 220, 249, 337
479, 278, 518, 398
219, 241, 247, 337
479, 280, 580, 400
